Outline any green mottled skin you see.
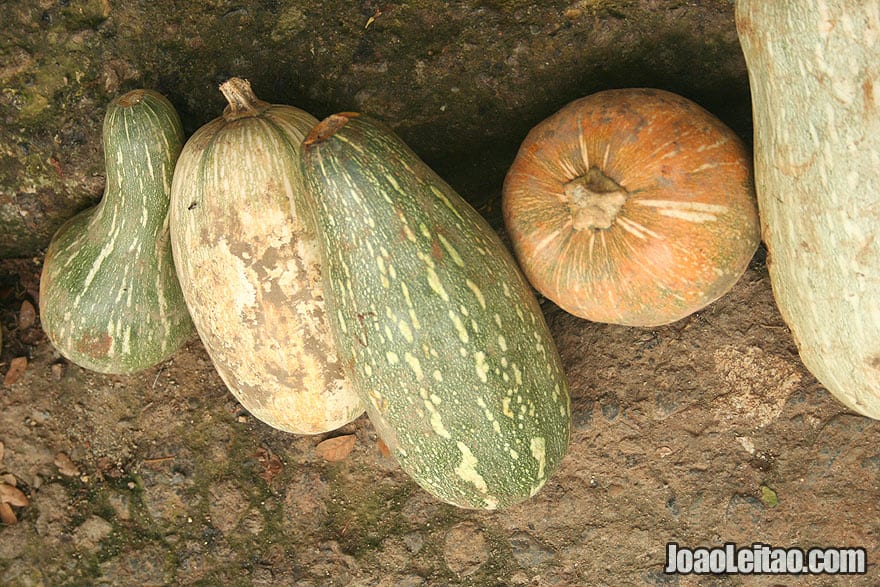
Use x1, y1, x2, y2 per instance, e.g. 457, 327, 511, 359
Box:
39, 90, 193, 374
300, 114, 571, 510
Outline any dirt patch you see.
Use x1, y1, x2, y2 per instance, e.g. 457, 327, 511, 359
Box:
2, 248, 879, 585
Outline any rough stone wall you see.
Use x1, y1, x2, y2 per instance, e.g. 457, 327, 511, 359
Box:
1, 0, 747, 258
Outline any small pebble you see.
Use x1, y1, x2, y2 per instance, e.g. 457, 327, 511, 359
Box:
19, 300, 36, 330
50, 362, 64, 380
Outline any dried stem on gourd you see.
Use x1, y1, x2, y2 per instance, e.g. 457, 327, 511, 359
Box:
116, 89, 146, 108
563, 166, 628, 230
220, 77, 269, 119
304, 112, 360, 148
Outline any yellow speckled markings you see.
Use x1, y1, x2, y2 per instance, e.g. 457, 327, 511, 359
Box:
300, 113, 571, 510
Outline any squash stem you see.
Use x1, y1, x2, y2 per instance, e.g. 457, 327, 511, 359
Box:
115, 89, 146, 108
563, 167, 628, 230
220, 77, 269, 119
304, 113, 360, 149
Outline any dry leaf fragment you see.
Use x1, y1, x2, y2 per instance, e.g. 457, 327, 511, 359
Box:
0, 483, 28, 507
0, 440, 4, 465
19, 300, 36, 330
54, 452, 80, 477
316, 435, 357, 462
376, 438, 391, 459
3, 356, 27, 386
254, 447, 283, 484
0, 502, 16, 525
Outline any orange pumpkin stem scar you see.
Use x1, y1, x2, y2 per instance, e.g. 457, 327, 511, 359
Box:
563, 166, 628, 230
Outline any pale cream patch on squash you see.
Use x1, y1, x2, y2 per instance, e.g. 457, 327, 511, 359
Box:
474, 351, 489, 383
404, 352, 424, 381
502, 397, 514, 418
425, 400, 452, 439
437, 233, 465, 267
465, 279, 487, 310
397, 319, 414, 343
633, 199, 729, 223
454, 441, 489, 494
530, 436, 546, 480
216, 239, 259, 317
448, 310, 469, 343
426, 266, 449, 301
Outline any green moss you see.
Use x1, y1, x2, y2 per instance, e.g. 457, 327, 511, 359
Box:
58, 0, 112, 29
323, 467, 415, 555
269, 5, 308, 42
573, 0, 634, 18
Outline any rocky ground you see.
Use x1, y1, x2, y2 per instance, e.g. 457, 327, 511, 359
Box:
2, 250, 879, 586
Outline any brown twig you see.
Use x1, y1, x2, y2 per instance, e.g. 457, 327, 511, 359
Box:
143, 455, 176, 465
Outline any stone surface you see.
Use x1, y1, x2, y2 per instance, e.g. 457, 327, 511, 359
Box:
0, 0, 749, 258
2, 256, 880, 583
72, 515, 113, 551
509, 531, 555, 568
443, 522, 490, 577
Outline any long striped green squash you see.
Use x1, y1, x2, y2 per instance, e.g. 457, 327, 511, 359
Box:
299, 113, 571, 509
40, 89, 193, 374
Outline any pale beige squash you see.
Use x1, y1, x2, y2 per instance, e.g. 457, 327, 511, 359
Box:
737, 2, 880, 418
169, 78, 363, 434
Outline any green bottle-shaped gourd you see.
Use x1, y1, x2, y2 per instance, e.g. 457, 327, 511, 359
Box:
40, 89, 193, 374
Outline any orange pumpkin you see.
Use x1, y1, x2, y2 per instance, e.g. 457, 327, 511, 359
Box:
502, 88, 759, 327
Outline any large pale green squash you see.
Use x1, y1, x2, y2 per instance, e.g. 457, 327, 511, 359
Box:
39, 89, 193, 374
299, 113, 571, 509
737, 2, 880, 417
169, 78, 363, 435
